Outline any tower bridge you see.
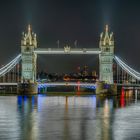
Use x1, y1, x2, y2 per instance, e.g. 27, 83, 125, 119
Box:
20, 24, 114, 85
0, 24, 140, 94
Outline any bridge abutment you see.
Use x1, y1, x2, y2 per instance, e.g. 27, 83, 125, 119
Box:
96, 82, 117, 95
18, 82, 38, 94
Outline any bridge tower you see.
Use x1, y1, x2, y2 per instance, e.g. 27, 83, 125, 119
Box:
99, 25, 114, 84
21, 25, 37, 83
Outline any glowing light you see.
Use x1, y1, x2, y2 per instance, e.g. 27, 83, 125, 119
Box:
120, 87, 125, 107
28, 24, 31, 32
104, 99, 109, 117
34, 48, 101, 54
77, 81, 80, 91
38, 82, 96, 89
114, 56, 140, 80
115, 56, 140, 76
0, 54, 21, 72
105, 24, 109, 32
0, 54, 21, 77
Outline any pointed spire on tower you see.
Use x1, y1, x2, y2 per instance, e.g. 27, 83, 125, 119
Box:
103, 24, 110, 45
99, 25, 114, 46
21, 25, 37, 47
105, 24, 109, 33
28, 24, 31, 32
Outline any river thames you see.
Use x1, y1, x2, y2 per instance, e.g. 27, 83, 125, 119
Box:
0, 90, 140, 140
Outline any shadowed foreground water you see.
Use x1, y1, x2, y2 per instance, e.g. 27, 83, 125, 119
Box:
0, 90, 140, 140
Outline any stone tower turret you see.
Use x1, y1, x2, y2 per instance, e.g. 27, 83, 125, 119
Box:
21, 25, 37, 83
99, 25, 114, 84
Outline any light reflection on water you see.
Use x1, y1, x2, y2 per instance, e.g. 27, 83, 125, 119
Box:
0, 90, 140, 140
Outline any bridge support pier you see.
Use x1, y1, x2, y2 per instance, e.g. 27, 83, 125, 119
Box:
18, 82, 38, 94
96, 82, 117, 95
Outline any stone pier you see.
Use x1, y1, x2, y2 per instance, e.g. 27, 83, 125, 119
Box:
18, 82, 38, 94
96, 82, 117, 95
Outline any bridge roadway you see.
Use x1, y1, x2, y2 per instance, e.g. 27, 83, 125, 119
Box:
0, 82, 140, 89
0, 83, 18, 86
38, 82, 97, 87
0, 82, 96, 87
117, 83, 140, 87
0, 82, 140, 86
34, 48, 101, 54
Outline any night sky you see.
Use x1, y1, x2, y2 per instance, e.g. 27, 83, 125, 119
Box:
0, 0, 140, 73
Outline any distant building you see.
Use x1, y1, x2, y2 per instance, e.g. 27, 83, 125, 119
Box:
82, 65, 88, 77
92, 71, 97, 77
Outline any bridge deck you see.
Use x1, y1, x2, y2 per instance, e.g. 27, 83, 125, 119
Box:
0, 83, 18, 86
117, 84, 140, 87
0, 82, 139, 88
0, 82, 96, 87
34, 48, 101, 54
38, 82, 96, 86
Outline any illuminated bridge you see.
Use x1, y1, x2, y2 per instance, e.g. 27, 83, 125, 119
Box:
0, 25, 140, 93
38, 82, 97, 91
38, 82, 96, 86
34, 48, 101, 55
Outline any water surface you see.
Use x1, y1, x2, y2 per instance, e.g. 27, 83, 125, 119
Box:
0, 90, 140, 140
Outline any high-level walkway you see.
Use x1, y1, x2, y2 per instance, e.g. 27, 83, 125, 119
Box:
34, 48, 101, 54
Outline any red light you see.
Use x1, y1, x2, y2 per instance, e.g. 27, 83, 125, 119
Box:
77, 81, 80, 91
120, 87, 125, 107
